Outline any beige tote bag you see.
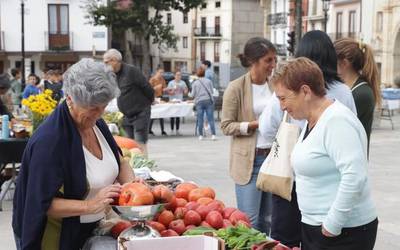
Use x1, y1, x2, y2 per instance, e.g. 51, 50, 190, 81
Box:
256, 111, 300, 201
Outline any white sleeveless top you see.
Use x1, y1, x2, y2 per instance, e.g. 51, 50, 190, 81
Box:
80, 126, 119, 223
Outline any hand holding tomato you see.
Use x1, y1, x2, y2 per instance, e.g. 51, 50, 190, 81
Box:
86, 184, 122, 214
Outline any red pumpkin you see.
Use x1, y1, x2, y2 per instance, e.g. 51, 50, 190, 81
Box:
114, 135, 140, 149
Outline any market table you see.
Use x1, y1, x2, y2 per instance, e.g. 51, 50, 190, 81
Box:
381, 88, 400, 129
151, 102, 194, 119
0, 138, 28, 211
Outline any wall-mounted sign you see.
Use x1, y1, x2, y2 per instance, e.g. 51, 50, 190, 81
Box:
93, 32, 106, 39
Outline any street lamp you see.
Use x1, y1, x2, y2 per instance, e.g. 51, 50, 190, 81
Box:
322, 0, 330, 32
20, 0, 26, 86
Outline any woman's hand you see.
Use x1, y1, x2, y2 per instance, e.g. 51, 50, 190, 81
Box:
321, 226, 336, 237
248, 120, 259, 131
86, 184, 122, 214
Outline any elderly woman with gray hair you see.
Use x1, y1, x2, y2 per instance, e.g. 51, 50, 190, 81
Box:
12, 58, 135, 250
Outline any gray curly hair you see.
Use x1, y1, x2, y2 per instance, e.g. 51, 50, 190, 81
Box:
62, 58, 120, 107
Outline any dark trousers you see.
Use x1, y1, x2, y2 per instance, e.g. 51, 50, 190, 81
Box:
170, 117, 180, 130
122, 108, 151, 144
271, 183, 302, 247
149, 118, 165, 133
301, 218, 378, 250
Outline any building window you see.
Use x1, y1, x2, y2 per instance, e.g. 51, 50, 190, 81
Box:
215, 1, 221, 8
215, 16, 220, 36
200, 42, 206, 61
48, 4, 69, 35
348, 11, 356, 37
201, 17, 207, 35
48, 4, 70, 50
175, 61, 188, 73
214, 42, 220, 62
376, 11, 383, 32
312, 0, 317, 15
183, 12, 188, 24
273, 0, 277, 13
167, 13, 172, 24
201, 3, 207, 9
336, 12, 343, 39
182, 36, 188, 48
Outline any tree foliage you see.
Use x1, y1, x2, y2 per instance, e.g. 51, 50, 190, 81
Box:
85, 0, 205, 50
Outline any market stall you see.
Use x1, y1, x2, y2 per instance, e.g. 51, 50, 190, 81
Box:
150, 102, 194, 119
82, 139, 293, 250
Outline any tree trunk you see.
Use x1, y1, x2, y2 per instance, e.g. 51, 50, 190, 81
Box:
141, 36, 151, 79
124, 30, 134, 64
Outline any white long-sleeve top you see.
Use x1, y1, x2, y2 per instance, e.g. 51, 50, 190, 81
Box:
291, 101, 376, 235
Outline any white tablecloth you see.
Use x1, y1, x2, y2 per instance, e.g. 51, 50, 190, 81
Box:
383, 99, 400, 110
151, 102, 194, 119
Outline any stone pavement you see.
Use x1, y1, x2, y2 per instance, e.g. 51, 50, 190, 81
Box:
0, 115, 399, 249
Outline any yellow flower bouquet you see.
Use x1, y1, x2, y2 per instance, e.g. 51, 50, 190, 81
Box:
21, 89, 57, 132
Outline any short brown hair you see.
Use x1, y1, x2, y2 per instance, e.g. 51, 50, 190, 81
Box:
196, 66, 205, 77
271, 57, 326, 97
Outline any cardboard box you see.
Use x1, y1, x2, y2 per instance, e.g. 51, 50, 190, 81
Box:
119, 235, 224, 250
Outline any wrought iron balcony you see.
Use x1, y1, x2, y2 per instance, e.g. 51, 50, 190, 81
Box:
45, 31, 73, 51
194, 27, 222, 38
267, 12, 288, 26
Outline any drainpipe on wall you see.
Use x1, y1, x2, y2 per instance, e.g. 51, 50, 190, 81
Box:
192, 8, 198, 73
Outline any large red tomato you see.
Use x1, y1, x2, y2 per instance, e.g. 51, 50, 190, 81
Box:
118, 182, 154, 206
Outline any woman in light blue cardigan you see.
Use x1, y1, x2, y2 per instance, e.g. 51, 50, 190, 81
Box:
272, 57, 378, 250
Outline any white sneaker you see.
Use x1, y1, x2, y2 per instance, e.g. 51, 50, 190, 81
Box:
176, 131, 182, 136
211, 135, 217, 141
198, 136, 204, 141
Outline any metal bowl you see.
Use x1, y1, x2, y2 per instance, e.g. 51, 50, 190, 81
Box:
111, 203, 165, 221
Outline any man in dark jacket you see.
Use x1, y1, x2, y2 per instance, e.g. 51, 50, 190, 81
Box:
103, 49, 154, 154
0, 73, 14, 120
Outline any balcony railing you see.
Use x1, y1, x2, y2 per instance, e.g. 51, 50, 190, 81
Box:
194, 27, 222, 38
45, 31, 74, 51
0, 31, 4, 51
328, 32, 358, 41
267, 12, 288, 26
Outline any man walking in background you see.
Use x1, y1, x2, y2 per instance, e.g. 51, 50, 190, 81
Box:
10, 68, 22, 109
103, 49, 154, 155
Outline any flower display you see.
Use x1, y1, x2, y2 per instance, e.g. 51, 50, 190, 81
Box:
21, 89, 58, 132
22, 89, 57, 116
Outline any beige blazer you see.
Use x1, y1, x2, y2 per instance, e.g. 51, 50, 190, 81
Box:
221, 72, 266, 185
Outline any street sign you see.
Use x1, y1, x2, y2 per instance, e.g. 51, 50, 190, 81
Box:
93, 32, 105, 39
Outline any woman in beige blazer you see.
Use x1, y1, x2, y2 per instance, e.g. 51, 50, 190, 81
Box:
221, 37, 276, 234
